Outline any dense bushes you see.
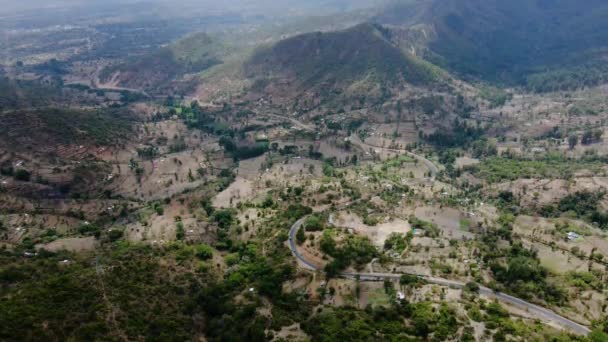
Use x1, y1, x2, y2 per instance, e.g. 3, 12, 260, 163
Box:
219, 136, 269, 160
14, 169, 31, 182
541, 191, 608, 229
302, 303, 460, 341
384, 232, 412, 253
321, 230, 378, 276
470, 155, 605, 183
409, 216, 441, 238
0, 244, 203, 341
304, 215, 324, 231
423, 119, 484, 148
485, 242, 566, 304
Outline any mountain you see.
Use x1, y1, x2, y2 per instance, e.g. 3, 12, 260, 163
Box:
374, 0, 608, 91
99, 33, 226, 93
244, 23, 442, 106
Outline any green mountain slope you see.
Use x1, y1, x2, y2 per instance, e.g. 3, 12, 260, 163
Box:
244, 23, 442, 103
375, 0, 608, 91
99, 33, 225, 92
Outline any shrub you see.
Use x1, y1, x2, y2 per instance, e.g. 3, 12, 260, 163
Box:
14, 169, 31, 182
195, 244, 214, 260
176, 222, 185, 240
304, 215, 323, 231
107, 229, 124, 242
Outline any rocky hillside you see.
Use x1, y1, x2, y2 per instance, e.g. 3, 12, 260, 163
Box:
244, 23, 443, 106
99, 33, 226, 93
375, 0, 608, 90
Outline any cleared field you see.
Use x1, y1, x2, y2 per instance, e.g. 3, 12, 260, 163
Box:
37, 237, 98, 252
332, 211, 411, 247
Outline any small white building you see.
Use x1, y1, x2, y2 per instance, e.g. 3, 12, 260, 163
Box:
567, 232, 581, 241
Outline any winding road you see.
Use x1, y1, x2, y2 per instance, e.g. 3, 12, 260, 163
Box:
349, 135, 438, 180
288, 217, 591, 335
273, 115, 589, 334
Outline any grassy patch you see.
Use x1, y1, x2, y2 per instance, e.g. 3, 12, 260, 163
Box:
469, 155, 605, 182
367, 287, 392, 307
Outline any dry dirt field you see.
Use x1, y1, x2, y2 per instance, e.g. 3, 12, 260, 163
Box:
36, 236, 98, 252
332, 211, 411, 247
415, 206, 474, 239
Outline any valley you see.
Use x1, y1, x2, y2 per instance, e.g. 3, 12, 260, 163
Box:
1, 1, 608, 341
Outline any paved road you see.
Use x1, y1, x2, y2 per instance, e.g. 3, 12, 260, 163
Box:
287, 217, 591, 335
349, 135, 438, 180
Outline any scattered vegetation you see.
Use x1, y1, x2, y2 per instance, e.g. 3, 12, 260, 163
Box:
469, 155, 605, 182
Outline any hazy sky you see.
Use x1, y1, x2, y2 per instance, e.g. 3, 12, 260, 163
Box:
0, 0, 387, 32
0, 0, 385, 14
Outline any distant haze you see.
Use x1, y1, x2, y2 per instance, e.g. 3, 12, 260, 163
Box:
0, 0, 386, 16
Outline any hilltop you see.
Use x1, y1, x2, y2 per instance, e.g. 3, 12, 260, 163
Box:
374, 0, 608, 91
244, 23, 443, 107
99, 33, 227, 93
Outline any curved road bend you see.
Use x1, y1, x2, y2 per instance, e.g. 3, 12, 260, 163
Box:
349, 135, 438, 180
288, 218, 591, 335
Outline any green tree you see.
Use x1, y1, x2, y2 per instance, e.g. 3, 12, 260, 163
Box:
14, 169, 31, 182
176, 222, 185, 240
568, 134, 578, 150
320, 230, 336, 255
195, 244, 213, 260
304, 215, 323, 231
296, 227, 306, 245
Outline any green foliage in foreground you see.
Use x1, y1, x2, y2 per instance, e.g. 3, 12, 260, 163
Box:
302, 303, 459, 341
0, 244, 203, 341
0, 233, 310, 342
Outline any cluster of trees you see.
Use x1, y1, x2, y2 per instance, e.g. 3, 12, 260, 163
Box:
480, 219, 566, 305
384, 232, 412, 253
1, 166, 32, 182
219, 136, 269, 161
479, 86, 512, 108
304, 215, 324, 231
526, 63, 608, 93
541, 191, 608, 229
581, 129, 604, 145
172, 101, 231, 135
137, 146, 159, 160
423, 119, 485, 148
200, 199, 316, 340
409, 216, 441, 238
321, 231, 378, 276
302, 303, 461, 341
469, 154, 605, 183
569, 129, 603, 149
0, 244, 205, 341
470, 139, 498, 159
